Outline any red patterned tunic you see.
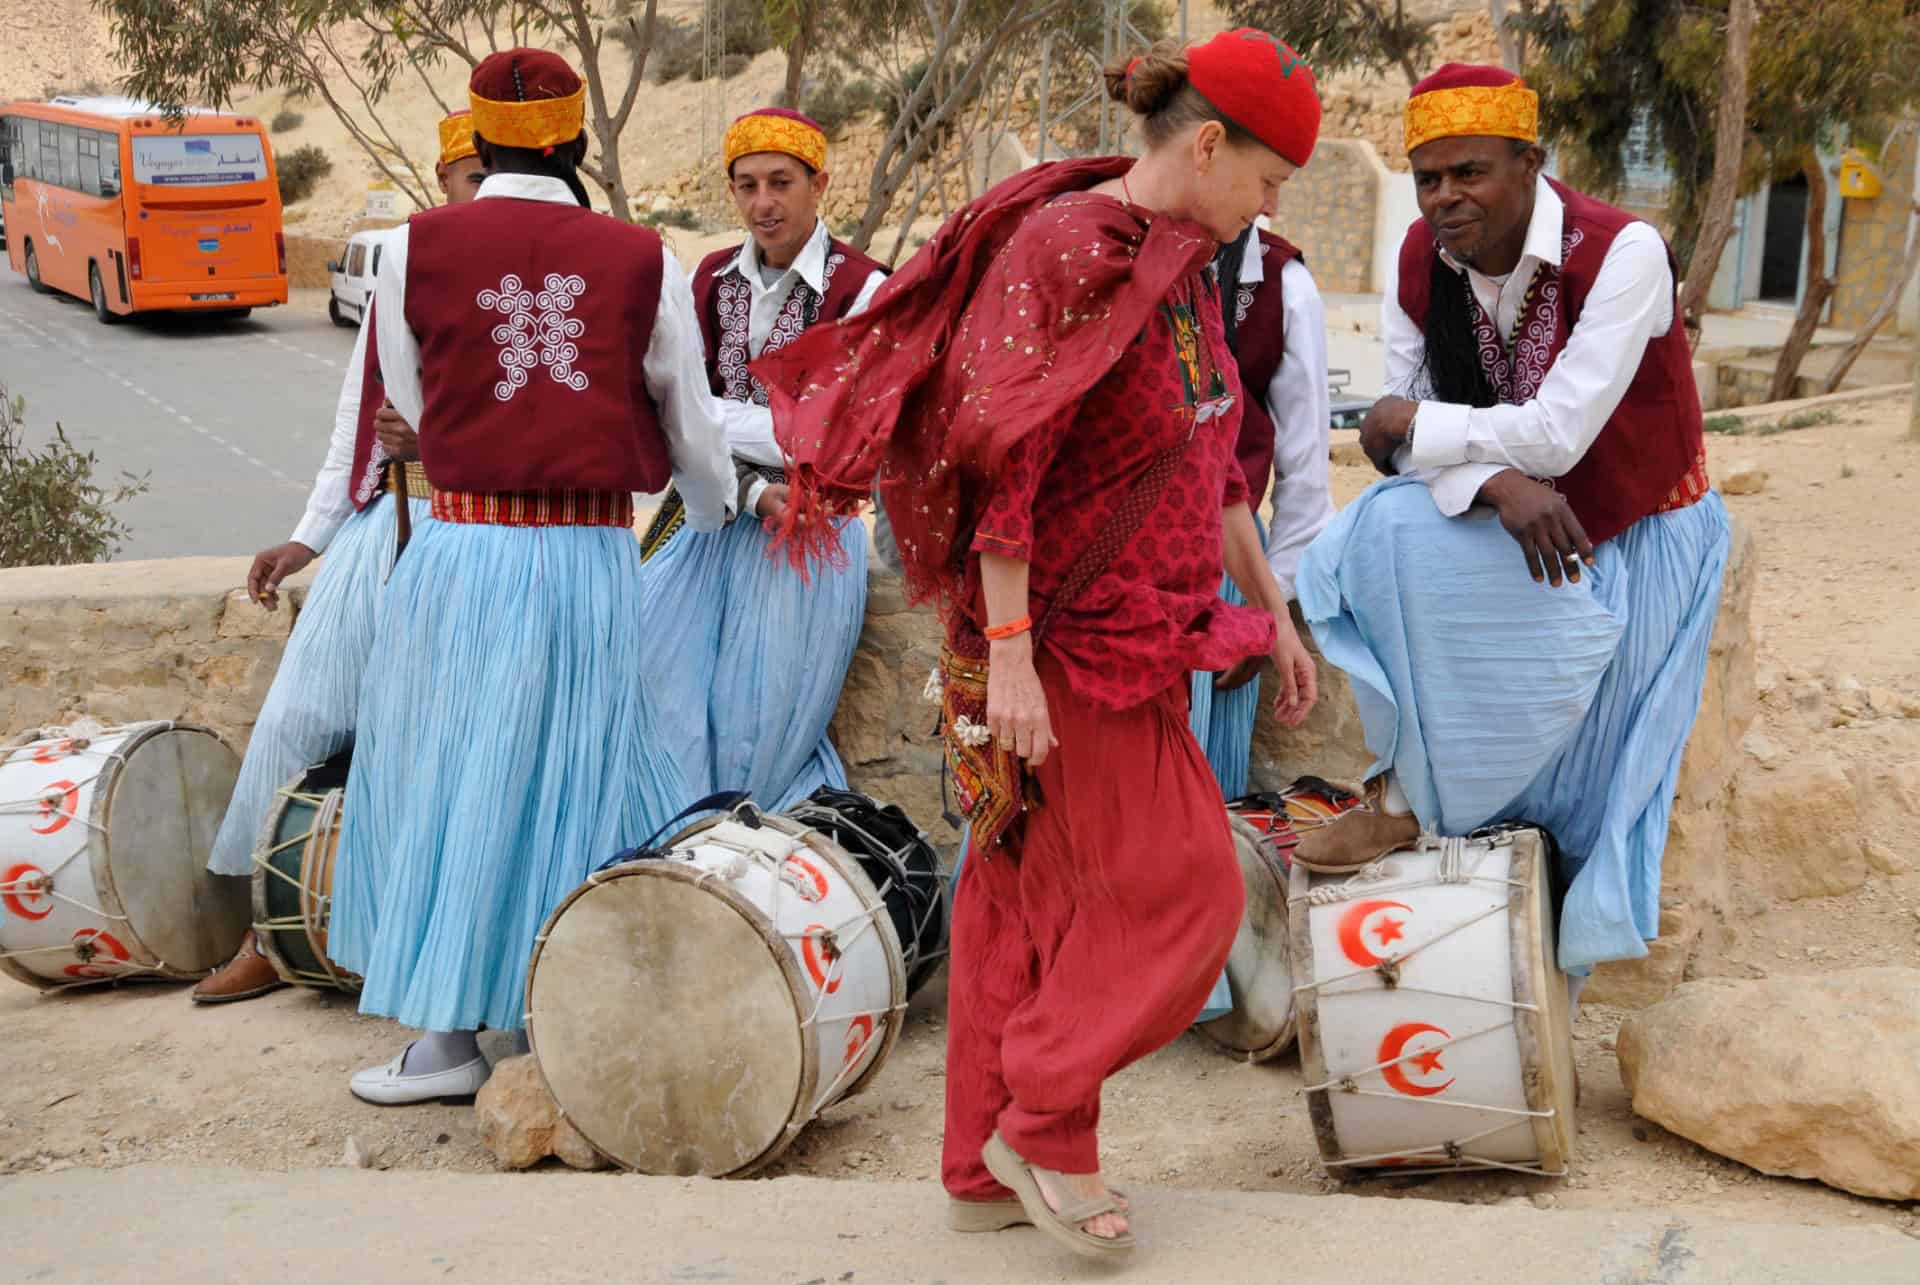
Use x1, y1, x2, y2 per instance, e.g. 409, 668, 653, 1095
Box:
959, 195, 1276, 712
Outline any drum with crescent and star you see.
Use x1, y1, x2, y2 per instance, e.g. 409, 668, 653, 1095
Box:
525, 798, 909, 1177
1289, 826, 1577, 1176
0, 721, 249, 989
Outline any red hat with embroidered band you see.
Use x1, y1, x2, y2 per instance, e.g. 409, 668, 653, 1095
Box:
468, 48, 586, 152
1184, 28, 1321, 168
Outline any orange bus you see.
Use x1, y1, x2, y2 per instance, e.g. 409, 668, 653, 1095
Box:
0, 97, 288, 322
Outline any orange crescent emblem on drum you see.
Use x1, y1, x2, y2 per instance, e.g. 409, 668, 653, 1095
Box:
63, 928, 131, 979
842, 1015, 874, 1069
783, 855, 830, 902
2, 863, 54, 921
32, 739, 78, 765
31, 780, 81, 835
801, 924, 842, 994
1337, 899, 1412, 967
1378, 1022, 1454, 1098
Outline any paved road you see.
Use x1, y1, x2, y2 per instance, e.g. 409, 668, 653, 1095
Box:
3, 1165, 1916, 1283
0, 275, 356, 560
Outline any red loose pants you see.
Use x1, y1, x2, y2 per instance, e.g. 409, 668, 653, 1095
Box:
942, 651, 1244, 1198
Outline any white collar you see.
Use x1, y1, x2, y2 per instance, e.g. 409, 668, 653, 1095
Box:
1238, 215, 1273, 285
1439, 175, 1564, 279
475, 172, 581, 207
728, 217, 832, 295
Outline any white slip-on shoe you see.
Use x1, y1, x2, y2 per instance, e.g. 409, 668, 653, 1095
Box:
349, 1046, 491, 1106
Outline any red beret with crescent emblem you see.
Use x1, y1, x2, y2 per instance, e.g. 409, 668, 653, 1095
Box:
1185, 28, 1321, 168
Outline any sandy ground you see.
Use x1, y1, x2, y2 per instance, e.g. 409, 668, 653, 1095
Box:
4, 399, 1917, 1243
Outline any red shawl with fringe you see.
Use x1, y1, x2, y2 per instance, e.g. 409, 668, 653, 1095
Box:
753, 157, 1235, 608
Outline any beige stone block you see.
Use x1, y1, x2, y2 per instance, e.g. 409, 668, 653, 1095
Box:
217, 589, 296, 641
1730, 757, 1867, 902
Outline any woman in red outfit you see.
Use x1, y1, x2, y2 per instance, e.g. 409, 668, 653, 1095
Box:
756, 31, 1323, 1259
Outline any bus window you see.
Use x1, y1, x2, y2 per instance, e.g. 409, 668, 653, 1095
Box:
38, 123, 58, 184
132, 132, 267, 187
78, 131, 101, 195
0, 116, 13, 198
99, 131, 120, 197
58, 124, 80, 190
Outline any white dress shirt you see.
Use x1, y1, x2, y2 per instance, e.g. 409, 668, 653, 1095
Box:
712, 217, 886, 512
1382, 177, 1675, 516
288, 311, 374, 553
1237, 233, 1335, 602
371, 172, 735, 531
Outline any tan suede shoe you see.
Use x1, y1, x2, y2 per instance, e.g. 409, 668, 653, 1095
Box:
1292, 779, 1420, 873
191, 930, 288, 1005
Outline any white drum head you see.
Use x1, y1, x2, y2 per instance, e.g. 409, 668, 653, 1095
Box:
528, 864, 812, 1177
98, 725, 247, 974
1197, 814, 1295, 1061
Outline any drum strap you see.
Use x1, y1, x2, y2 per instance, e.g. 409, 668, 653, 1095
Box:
597, 790, 753, 872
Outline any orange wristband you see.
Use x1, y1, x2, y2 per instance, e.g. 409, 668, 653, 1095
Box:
984, 615, 1032, 642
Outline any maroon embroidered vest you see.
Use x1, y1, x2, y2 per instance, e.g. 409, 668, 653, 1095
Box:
1228, 230, 1302, 510
692, 234, 886, 403
1397, 179, 1704, 546
403, 197, 672, 495
347, 302, 389, 512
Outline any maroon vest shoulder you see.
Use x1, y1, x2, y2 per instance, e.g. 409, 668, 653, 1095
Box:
1230, 231, 1304, 508
1393, 183, 1702, 544
821, 238, 887, 319
403, 200, 671, 495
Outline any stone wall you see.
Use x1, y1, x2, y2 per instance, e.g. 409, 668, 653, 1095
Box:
2, 520, 1762, 1010
1273, 140, 1378, 294
1831, 133, 1917, 334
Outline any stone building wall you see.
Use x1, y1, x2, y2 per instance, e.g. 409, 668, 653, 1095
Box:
1830, 133, 1917, 333
1, 520, 1759, 1007
1272, 139, 1378, 294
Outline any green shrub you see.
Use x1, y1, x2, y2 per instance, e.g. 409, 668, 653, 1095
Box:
270, 108, 304, 134
277, 144, 333, 205
642, 205, 704, 231
804, 67, 885, 136
1702, 413, 1743, 434
0, 386, 149, 567
643, 9, 772, 83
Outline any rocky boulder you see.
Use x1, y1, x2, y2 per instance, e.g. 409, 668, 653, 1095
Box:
1617, 968, 1920, 1200
474, 1054, 610, 1172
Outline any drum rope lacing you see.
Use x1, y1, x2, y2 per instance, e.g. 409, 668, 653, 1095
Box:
0, 729, 184, 979
1294, 829, 1568, 1178
251, 788, 356, 989
784, 801, 950, 978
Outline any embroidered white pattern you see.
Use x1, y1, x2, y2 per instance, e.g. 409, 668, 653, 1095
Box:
714, 250, 846, 405
476, 272, 590, 402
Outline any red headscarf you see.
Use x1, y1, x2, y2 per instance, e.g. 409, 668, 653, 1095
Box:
751, 157, 1218, 606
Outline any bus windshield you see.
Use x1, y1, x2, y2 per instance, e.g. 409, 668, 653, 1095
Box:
131, 133, 268, 187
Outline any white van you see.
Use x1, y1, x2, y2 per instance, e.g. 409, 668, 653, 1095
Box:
326, 229, 393, 327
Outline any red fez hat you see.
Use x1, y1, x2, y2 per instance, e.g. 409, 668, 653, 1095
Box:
1185, 28, 1321, 168
469, 48, 586, 151
1405, 63, 1538, 154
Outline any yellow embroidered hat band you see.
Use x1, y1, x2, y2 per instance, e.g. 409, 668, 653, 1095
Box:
437, 109, 476, 167
1404, 62, 1538, 155
468, 49, 586, 153
723, 107, 828, 174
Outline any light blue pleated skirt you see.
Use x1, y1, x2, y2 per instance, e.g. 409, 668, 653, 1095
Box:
1186, 518, 1266, 801
205, 497, 431, 877
1296, 478, 1730, 972
330, 520, 690, 1032
638, 514, 867, 812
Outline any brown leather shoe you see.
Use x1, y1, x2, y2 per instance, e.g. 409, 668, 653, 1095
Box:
1292, 779, 1420, 872
191, 930, 288, 1005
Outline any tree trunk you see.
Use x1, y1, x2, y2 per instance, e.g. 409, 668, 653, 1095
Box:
1489, 0, 1519, 72
1678, 0, 1755, 324
1822, 203, 1920, 394
1766, 152, 1835, 404
781, 20, 810, 110
566, 0, 634, 222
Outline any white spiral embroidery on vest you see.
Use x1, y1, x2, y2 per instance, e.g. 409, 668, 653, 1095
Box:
477, 271, 590, 402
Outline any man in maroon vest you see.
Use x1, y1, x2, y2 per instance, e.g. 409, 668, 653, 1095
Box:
1291, 65, 1730, 991
636, 107, 887, 811
1190, 220, 1334, 800
190, 110, 486, 1005
327, 49, 735, 1105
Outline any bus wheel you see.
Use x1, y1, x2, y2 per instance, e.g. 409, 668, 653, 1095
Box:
24, 241, 47, 293
90, 264, 122, 325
